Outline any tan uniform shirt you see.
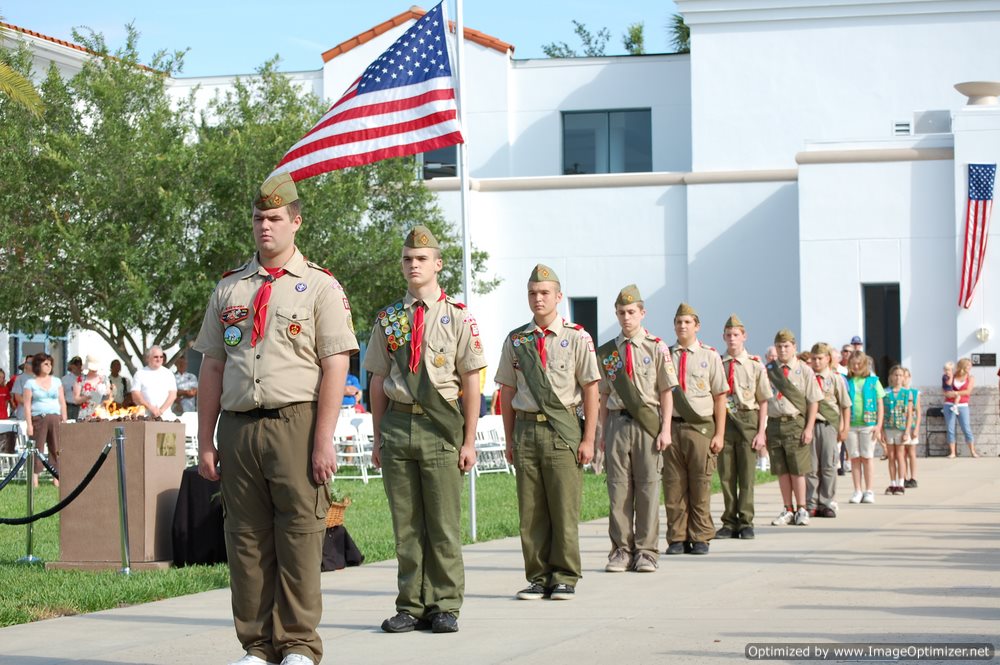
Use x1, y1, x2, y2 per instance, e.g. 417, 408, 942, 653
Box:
193, 249, 359, 412
722, 350, 772, 411
671, 340, 728, 418
815, 367, 852, 422
766, 357, 824, 417
363, 291, 486, 403
600, 329, 678, 410
495, 316, 600, 412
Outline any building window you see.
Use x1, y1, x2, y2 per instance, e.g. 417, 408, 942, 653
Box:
569, 297, 598, 343
562, 110, 651, 175
419, 144, 457, 179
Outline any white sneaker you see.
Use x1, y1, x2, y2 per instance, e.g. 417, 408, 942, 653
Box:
844, 460, 852, 472
849, 491, 863, 504
771, 509, 794, 525
829, 500, 839, 512
861, 490, 875, 504
229, 655, 278, 665
793, 508, 810, 526
281, 655, 314, 665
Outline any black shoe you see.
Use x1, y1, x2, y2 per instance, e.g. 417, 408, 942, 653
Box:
837, 468, 846, 476
684, 541, 694, 554
739, 526, 755, 539
548, 583, 575, 600
431, 612, 459, 633
666, 542, 685, 555
689, 542, 709, 555
516, 583, 547, 600
381, 611, 428, 633
715, 526, 736, 539
817, 506, 837, 518
904, 478, 917, 488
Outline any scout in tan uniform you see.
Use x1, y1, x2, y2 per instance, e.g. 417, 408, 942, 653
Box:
807, 343, 851, 517
195, 173, 358, 665
663, 303, 727, 555
717, 314, 771, 540
765, 329, 822, 527
365, 225, 486, 634
597, 285, 676, 573
495, 264, 600, 600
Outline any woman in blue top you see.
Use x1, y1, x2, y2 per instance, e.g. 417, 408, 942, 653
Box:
23, 353, 67, 487
844, 352, 884, 505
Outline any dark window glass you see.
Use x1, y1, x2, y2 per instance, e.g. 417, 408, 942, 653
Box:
563, 110, 651, 175
421, 144, 457, 179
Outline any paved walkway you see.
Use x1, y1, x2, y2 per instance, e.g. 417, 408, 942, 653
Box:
1, 458, 998, 665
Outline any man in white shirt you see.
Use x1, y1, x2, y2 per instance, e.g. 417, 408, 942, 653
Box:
173, 355, 198, 415
62, 356, 82, 420
131, 346, 178, 420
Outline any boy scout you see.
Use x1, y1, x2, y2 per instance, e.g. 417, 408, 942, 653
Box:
496, 264, 600, 600
366, 225, 486, 634
664, 303, 727, 555
807, 343, 851, 518
766, 329, 822, 527
597, 285, 675, 573
717, 314, 771, 541
195, 173, 358, 665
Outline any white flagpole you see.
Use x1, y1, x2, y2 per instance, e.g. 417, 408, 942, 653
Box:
452, 0, 477, 542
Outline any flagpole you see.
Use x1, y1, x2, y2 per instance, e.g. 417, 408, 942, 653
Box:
453, 0, 477, 543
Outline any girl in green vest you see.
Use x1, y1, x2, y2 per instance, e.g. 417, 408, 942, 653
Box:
881, 366, 912, 495
844, 352, 884, 504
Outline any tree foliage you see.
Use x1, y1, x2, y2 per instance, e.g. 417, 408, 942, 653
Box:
669, 14, 690, 54
623, 22, 646, 56
0, 28, 494, 374
0, 20, 43, 116
542, 20, 611, 58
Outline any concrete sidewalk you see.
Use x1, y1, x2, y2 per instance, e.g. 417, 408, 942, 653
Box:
1, 458, 998, 665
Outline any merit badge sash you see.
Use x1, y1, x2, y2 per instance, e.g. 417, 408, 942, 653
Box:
597, 339, 661, 439
509, 328, 582, 449
767, 363, 809, 422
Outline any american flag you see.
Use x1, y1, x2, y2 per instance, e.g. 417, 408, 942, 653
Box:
958, 163, 997, 309
272, 1, 464, 181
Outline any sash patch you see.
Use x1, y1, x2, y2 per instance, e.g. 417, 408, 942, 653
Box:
221, 306, 249, 326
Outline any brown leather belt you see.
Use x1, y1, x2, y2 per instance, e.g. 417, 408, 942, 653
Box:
515, 411, 549, 422
390, 401, 425, 415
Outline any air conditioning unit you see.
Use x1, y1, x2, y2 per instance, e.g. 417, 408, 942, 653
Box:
912, 110, 952, 134
892, 121, 911, 136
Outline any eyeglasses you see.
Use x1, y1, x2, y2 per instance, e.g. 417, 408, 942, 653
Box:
151, 355, 165, 359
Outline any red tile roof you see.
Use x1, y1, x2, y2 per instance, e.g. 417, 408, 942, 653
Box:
0, 21, 95, 57
321, 6, 513, 63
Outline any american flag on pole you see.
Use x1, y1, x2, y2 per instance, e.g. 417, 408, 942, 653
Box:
958, 163, 997, 309
272, 1, 464, 181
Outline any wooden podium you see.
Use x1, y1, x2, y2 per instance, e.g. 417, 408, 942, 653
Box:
48, 421, 186, 571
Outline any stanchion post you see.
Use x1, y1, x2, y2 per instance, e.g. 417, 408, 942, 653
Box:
114, 426, 131, 575
17, 439, 42, 565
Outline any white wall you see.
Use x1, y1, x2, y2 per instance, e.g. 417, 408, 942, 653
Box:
680, 0, 1000, 171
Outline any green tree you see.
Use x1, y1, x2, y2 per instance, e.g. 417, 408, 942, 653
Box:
669, 13, 690, 54
542, 20, 611, 58
623, 22, 646, 56
0, 19, 43, 116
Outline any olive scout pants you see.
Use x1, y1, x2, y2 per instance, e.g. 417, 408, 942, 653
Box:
605, 411, 662, 555
718, 409, 759, 531
380, 407, 465, 619
513, 416, 584, 587
219, 402, 328, 665
662, 420, 716, 545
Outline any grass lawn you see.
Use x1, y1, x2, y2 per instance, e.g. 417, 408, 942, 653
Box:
0, 467, 773, 627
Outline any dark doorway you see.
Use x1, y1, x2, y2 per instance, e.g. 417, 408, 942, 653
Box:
569, 297, 598, 344
863, 284, 901, 384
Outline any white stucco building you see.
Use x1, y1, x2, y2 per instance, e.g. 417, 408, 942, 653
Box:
4, 1, 1000, 450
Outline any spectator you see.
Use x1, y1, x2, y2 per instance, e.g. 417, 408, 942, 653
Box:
765, 346, 778, 363
341, 372, 362, 411
850, 335, 864, 353
62, 356, 83, 420
108, 359, 131, 405
943, 357, 978, 458
838, 345, 852, 376
24, 353, 67, 487
131, 346, 177, 420
0, 368, 14, 453
173, 355, 198, 415
881, 365, 912, 495
10, 355, 34, 420
74, 355, 109, 421
844, 352, 884, 504
902, 367, 920, 487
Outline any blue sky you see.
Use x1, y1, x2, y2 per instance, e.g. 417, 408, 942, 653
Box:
4, 1, 680, 77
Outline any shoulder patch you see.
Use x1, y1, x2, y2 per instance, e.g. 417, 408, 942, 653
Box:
445, 295, 467, 309
221, 262, 249, 278
701, 344, 717, 352
569, 323, 584, 330
750, 355, 761, 362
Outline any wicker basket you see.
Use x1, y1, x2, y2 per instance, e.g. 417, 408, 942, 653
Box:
325, 498, 351, 527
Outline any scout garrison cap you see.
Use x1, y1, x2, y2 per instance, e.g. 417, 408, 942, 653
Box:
724, 313, 745, 330
615, 284, 642, 306
529, 264, 560, 284
774, 328, 796, 344
675, 302, 698, 319
404, 225, 440, 249
254, 172, 298, 210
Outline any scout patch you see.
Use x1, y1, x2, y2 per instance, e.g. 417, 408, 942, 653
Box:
343, 297, 351, 310
471, 324, 480, 336
331, 279, 344, 291
473, 338, 483, 353
433, 354, 446, 368
295, 282, 307, 292
224, 326, 242, 346
643, 356, 651, 365
288, 322, 302, 337
221, 306, 249, 326
560, 339, 569, 348
441, 315, 450, 325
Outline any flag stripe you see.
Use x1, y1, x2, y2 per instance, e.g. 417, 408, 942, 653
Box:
301, 84, 456, 141
959, 164, 996, 309
284, 132, 465, 182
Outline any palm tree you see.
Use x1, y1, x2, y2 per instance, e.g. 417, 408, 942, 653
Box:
669, 13, 690, 54
0, 18, 43, 116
